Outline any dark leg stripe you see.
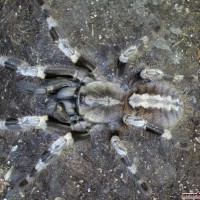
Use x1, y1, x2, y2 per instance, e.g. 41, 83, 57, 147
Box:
49, 27, 60, 41
116, 59, 126, 76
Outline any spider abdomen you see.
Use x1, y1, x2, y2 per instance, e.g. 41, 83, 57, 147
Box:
128, 82, 184, 128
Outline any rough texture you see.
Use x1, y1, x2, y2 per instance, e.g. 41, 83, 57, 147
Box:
0, 0, 199, 199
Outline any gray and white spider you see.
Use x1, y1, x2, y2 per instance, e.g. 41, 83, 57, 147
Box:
0, 0, 199, 198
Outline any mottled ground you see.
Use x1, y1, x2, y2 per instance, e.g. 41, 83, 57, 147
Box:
0, 0, 199, 199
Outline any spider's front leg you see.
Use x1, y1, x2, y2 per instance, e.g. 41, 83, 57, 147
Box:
111, 135, 152, 196
0, 56, 94, 82
37, 0, 96, 73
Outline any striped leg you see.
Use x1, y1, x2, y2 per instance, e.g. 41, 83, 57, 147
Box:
17, 79, 78, 96
0, 114, 92, 134
111, 136, 152, 196
140, 67, 199, 83
0, 116, 48, 132
117, 35, 150, 76
2, 132, 74, 195
123, 115, 172, 140
1, 120, 91, 197
0, 56, 47, 79
37, 0, 96, 73
0, 56, 93, 82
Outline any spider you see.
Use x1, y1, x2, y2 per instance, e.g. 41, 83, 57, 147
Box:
0, 0, 199, 199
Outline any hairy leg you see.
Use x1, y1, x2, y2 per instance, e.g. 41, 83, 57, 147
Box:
1, 132, 74, 197
0, 115, 48, 132
111, 135, 152, 196
117, 35, 150, 76
37, 0, 96, 73
0, 56, 94, 82
123, 115, 172, 140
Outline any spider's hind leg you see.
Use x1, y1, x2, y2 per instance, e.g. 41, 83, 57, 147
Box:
123, 115, 172, 140
1, 132, 74, 196
111, 135, 152, 196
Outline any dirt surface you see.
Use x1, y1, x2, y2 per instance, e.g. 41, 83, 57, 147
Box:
0, 0, 199, 199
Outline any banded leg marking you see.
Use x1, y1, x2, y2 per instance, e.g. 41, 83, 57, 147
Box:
0, 56, 94, 82
4, 132, 74, 191
37, 0, 96, 72
18, 79, 78, 97
117, 36, 149, 76
44, 67, 95, 82
0, 56, 47, 79
111, 136, 152, 196
123, 115, 172, 140
111, 136, 137, 174
0, 116, 48, 131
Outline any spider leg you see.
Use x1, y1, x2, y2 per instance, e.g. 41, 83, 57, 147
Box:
43, 67, 95, 82
37, 0, 96, 73
0, 115, 48, 132
111, 135, 152, 196
0, 113, 92, 134
2, 132, 74, 194
0, 56, 47, 79
18, 79, 79, 96
123, 115, 172, 140
0, 56, 94, 82
117, 35, 150, 76
1, 119, 91, 196
140, 67, 199, 83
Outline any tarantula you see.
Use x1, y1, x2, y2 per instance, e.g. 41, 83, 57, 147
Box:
0, 0, 198, 198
